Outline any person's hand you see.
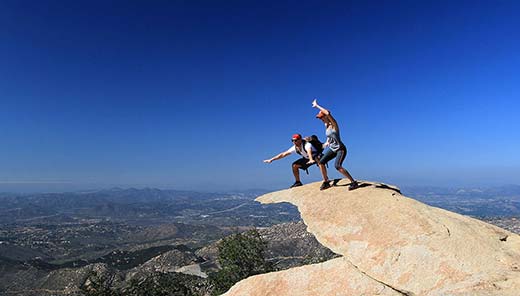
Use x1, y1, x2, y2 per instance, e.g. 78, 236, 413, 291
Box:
307, 159, 315, 165
263, 159, 272, 163
312, 98, 318, 108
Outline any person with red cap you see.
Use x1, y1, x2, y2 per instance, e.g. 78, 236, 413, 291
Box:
312, 98, 359, 190
263, 133, 330, 189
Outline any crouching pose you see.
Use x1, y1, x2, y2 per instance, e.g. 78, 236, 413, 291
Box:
264, 133, 330, 190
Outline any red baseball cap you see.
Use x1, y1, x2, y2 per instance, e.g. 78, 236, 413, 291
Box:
292, 134, 302, 140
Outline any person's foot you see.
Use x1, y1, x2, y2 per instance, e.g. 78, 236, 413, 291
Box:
290, 181, 303, 188
348, 181, 359, 190
320, 181, 331, 191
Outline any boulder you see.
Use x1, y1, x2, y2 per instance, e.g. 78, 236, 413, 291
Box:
223, 180, 520, 295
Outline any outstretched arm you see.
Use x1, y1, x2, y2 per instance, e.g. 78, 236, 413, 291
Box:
264, 150, 291, 163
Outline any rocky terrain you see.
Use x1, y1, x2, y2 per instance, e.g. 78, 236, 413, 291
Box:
1, 186, 520, 295
224, 181, 520, 296
0, 220, 336, 295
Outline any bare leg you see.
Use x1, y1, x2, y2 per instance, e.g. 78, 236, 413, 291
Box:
334, 149, 355, 184
338, 167, 355, 183
292, 164, 301, 182
318, 163, 329, 182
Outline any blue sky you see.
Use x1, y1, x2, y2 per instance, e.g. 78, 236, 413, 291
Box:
1, 0, 519, 192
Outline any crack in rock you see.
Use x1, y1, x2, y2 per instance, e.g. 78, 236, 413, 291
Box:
349, 261, 416, 296
439, 222, 451, 237
394, 252, 401, 262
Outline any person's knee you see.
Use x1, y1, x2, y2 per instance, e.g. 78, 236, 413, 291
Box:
292, 163, 300, 169
335, 164, 342, 171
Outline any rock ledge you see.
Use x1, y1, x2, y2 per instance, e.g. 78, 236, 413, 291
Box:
223, 180, 520, 296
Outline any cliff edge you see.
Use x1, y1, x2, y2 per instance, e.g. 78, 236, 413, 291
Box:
223, 180, 520, 296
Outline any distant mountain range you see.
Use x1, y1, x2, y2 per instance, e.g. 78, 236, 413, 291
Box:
2, 185, 520, 224
402, 184, 520, 197
0, 187, 295, 225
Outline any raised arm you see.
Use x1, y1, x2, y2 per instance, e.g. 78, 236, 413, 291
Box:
312, 98, 339, 130
312, 98, 329, 116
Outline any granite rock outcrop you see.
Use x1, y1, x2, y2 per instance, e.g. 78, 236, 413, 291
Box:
224, 180, 520, 296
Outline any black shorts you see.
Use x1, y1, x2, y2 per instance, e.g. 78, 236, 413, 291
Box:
292, 157, 317, 171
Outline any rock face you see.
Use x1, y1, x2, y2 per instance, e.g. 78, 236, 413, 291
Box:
223, 180, 520, 296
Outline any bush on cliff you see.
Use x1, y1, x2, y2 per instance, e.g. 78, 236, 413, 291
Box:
210, 228, 273, 295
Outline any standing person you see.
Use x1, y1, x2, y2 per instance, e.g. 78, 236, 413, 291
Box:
312, 99, 359, 190
264, 134, 331, 190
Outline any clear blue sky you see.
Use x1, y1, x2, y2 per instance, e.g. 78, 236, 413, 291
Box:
1, 0, 519, 192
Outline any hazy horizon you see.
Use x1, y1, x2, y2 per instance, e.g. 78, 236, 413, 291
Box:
1, 177, 519, 194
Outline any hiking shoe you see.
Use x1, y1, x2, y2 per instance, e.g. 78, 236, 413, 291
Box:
320, 181, 331, 191
348, 181, 359, 191
290, 181, 303, 188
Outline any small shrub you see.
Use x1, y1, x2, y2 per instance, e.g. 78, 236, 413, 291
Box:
210, 228, 273, 295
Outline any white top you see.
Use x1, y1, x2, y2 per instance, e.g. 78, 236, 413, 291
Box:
286, 142, 315, 159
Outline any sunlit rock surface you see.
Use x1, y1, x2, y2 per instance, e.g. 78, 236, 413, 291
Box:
223, 180, 520, 296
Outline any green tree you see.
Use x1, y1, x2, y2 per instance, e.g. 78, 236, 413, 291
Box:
210, 228, 273, 295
